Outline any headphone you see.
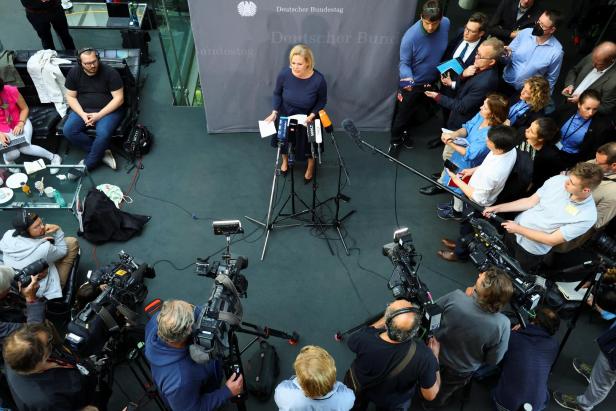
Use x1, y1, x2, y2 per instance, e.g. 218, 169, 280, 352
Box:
76, 47, 100, 66
385, 306, 421, 342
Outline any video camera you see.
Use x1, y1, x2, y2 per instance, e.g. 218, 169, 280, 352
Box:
191, 220, 249, 364
382, 228, 442, 337
461, 216, 543, 314
65, 251, 155, 355
12, 259, 49, 288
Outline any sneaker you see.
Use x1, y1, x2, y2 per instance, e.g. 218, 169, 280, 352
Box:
50, 154, 62, 175
553, 391, 583, 411
388, 143, 402, 158
437, 200, 453, 211
572, 358, 592, 383
102, 149, 117, 170
437, 207, 463, 221
67, 160, 85, 181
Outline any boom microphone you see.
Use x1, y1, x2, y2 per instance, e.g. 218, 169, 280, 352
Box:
341, 119, 364, 150
287, 119, 298, 166
319, 110, 334, 133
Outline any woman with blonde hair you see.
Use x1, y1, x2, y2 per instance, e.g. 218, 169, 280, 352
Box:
264, 44, 327, 183
274, 345, 354, 410
507, 75, 550, 138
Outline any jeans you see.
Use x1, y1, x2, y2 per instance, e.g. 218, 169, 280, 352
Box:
62, 109, 124, 170
25, 7, 75, 51
577, 351, 616, 410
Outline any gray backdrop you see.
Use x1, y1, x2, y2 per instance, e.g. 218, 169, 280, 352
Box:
187, 0, 418, 133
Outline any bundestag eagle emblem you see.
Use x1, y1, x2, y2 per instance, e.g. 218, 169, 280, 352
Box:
237, 1, 257, 17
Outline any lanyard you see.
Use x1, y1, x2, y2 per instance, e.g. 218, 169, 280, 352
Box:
562, 115, 590, 142
509, 101, 529, 121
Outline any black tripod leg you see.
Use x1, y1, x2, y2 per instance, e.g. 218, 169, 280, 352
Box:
335, 312, 382, 341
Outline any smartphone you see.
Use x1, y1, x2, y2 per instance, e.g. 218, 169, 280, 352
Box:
444, 159, 459, 173
561, 90, 573, 97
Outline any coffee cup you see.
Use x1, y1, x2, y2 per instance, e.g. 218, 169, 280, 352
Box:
44, 187, 55, 198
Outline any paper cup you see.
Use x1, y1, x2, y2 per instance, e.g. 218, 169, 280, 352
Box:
44, 187, 55, 198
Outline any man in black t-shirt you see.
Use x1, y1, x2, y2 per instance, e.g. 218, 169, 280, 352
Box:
63, 48, 125, 171
20, 0, 75, 51
346, 299, 440, 410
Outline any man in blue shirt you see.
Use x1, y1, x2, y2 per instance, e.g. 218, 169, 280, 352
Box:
145, 299, 244, 411
388, 0, 450, 158
553, 287, 616, 411
501, 9, 564, 95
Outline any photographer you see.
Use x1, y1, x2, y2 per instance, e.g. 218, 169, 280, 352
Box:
483, 162, 603, 272
0, 265, 44, 342
345, 299, 440, 410
493, 306, 560, 411
426, 268, 513, 409
2, 323, 102, 411
144, 299, 243, 411
0, 211, 79, 299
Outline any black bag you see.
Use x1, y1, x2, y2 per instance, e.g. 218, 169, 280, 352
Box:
244, 341, 280, 402
124, 124, 153, 160
79, 189, 150, 244
121, 29, 153, 65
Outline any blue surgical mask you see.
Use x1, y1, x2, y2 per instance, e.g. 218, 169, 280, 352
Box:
600, 310, 616, 321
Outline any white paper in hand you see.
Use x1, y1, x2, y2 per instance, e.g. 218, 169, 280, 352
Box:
258, 121, 277, 138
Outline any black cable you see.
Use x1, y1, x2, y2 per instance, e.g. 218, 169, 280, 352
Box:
152, 260, 195, 271
335, 245, 371, 315
393, 165, 401, 228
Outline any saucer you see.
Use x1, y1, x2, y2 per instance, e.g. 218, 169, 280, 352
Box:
6, 173, 27, 189
0, 187, 13, 204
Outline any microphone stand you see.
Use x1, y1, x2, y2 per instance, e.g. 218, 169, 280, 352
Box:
309, 129, 355, 255
245, 138, 303, 261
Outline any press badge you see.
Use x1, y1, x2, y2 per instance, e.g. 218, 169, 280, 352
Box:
565, 204, 579, 216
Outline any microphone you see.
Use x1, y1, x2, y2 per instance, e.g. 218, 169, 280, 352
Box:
277, 116, 289, 144
287, 119, 298, 166
319, 110, 334, 133
307, 121, 317, 159
341, 119, 364, 150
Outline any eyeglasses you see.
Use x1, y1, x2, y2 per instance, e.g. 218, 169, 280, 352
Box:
464, 25, 480, 34
474, 54, 493, 61
81, 60, 98, 67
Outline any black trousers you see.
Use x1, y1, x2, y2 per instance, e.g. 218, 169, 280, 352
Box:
25, 7, 76, 51
390, 88, 435, 143
425, 365, 473, 408
503, 233, 545, 274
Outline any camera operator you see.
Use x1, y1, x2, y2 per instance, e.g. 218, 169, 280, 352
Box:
0, 211, 79, 299
493, 306, 560, 411
483, 162, 603, 272
144, 299, 243, 411
2, 323, 103, 411
0, 265, 44, 342
425, 267, 513, 409
553, 288, 616, 411
345, 299, 440, 410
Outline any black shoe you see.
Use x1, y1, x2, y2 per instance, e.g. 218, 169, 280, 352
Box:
419, 185, 445, 195
403, 138, 415, 149
388, 143, 402, 158
427, 138, 443, 149
280, 168, 288, 177
431, 172, 442, 179
304, 176, 313, 185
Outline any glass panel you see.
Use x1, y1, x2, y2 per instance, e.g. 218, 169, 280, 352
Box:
65, 2, 147, 29
152, 0, 201, 106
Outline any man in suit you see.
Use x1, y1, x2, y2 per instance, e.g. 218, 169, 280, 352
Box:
562, 41, 616, 115
487, 0, 542, 43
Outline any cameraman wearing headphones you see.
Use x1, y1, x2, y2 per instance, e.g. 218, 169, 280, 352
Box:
345, 299, 441, 410
0, 265, 44, 342
425, 267, 513, 409
144, 299, 244, 411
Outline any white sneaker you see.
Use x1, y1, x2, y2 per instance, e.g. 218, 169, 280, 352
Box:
102, 149, 117, 170
5, 161, 20, 174
67, 160, 85, 181
50, 154, 62, 175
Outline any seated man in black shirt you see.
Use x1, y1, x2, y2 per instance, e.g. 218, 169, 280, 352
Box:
346, 299, 440, 410
2, 323, 102, 411
63, 47, 125, 171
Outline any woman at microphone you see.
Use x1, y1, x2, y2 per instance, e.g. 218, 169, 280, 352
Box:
264, 44, 327, 183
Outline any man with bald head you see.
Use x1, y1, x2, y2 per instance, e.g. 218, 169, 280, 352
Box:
563, 41, 616, 114
346, 299, 440, 410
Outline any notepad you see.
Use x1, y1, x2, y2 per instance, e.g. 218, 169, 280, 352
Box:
556, 281, 586, 301
437, 58, 464, 77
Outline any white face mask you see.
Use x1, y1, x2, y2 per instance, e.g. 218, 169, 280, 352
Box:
96, 183, 132, 208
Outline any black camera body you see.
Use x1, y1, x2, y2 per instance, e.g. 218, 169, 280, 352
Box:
12, 259, 49, 288
382, 228, 442, 337
191, 255, 249, 364
65, 251, 154, 355
462, 217, 542, 313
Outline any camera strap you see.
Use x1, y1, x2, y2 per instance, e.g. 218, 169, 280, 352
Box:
95, 306, 120, 333
214, 274, 243, 325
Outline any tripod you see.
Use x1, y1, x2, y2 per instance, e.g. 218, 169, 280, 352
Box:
225, 322, 299, 411
334, 312, 382, 342
308, 130, 355, 255
245, 139, 309, 260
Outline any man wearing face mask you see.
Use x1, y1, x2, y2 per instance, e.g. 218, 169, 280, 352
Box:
501, 9, 564, 96
0, 211, 79, 300
562, 41, 616, 115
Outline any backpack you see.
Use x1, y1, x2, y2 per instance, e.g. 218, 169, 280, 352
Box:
124, 124, 153, 160
244, 341, 280, 402
495, 148, 533, 205
79, 189, 150, 244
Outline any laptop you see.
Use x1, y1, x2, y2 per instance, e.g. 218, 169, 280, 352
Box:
106, 2, 130, 28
